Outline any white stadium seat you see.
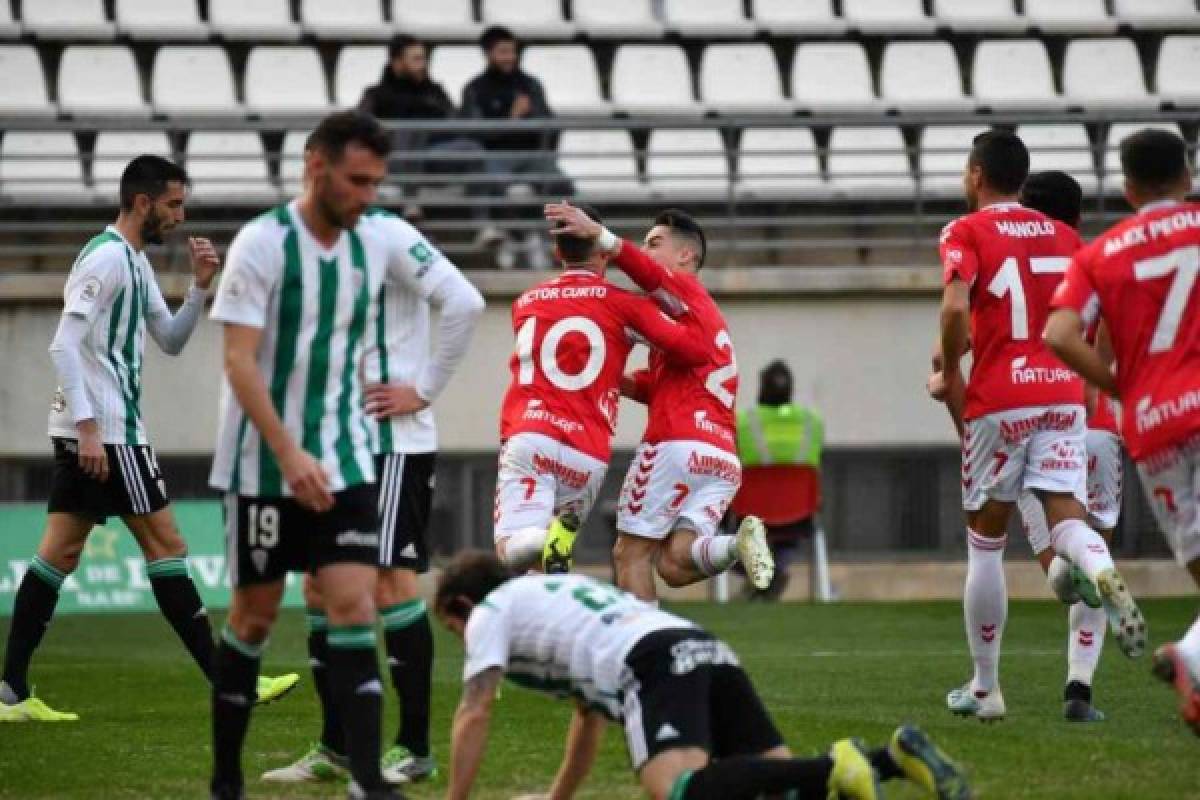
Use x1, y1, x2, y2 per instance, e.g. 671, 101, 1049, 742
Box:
481, 0, 575, 39
1017, 124, 1097, 194
391, 0, 479, 40
58, 46, 150, 117
335, 46, 388, 109
280, 130, 309, 195
429, 46, 485, 106
700, 44, 786, 114
880, 41, 971, 112
751, 0, 846, 35
791, 43, 878, 112
521, 46, 611, 115
664, 0, 756, 37
557, 130, 646, 198
736, 127, 825, 198
243, 47, 331, 115
932, 0, 1025, 33
152, 47, 243, 116
827, 127, 914, 197
1114, 0, 1199, 30
208, 0, 300, 40
302, 0, 390, 40
0, 1, 20, 38
1063, 38, 1158, 110
646, 129, 729, 197
918, 125, 987, 195
842, 0, 935, 34
186, 132, 272, 199
92, 132, 173, 195
611, 45, 699, 115
0, 132, 85, 196
0, 46, 54, 117
1024, 0, 1116, 34
22, 0, 114, 39
571, 0, 663, 38
1102, 122, 1185, 192
1157, 36, 1200, 107
116, 0, 208, 40
972, 39, 1064, 110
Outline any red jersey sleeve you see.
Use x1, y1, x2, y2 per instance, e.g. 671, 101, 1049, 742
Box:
1051, 251, 1099, 316
940, 217, 980, 285
618, 293, 708, 366
613, 240, 669, 293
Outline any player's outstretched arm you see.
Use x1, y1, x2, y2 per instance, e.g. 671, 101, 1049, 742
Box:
1044, 309, 1117, 394
624, 296, 708, 367
448, 666, 503, 800
544, 705, 607, 800
144, 237, 218, 355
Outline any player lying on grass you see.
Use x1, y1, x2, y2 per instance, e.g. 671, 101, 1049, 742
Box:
434, 550, 971, 800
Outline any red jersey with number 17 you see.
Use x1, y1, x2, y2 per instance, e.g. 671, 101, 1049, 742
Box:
940, 202, 1084, 419
499, 269, 708, 462
1051, 201, 1200, 460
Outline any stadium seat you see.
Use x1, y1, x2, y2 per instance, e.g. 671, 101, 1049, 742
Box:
481, 0, 575, 39
663, 0, 756, 37
571, 0, 663, 38
557, 130, 647, 198
429, 46, 485, 106
736, 127, 825, 198
751, 0, 846, 35
243, 47, 331, 115
1063, 38, 1159, 110
335, 46, 388, 109
0, 132, 85, 196
1114, 0, 1199, 30
92, 132, 173, 195
972, 39, 1064, 110
611, 45, 699, 115
22, 0, 114, 39
0, 46, 54, 117
932, 0, 1025, 32
0, 1, 20, 38
791, 43, 879, 112
58, 46, 150, 117
302, 0, 390, 40
521, 46, 611, 115
1017, 124, 1097, 194
1102, 122, 1185, 193
391, 0, 480, 39
842, 0, 935, 34
152, 47, 243, 116
918, 125, 987, 195
827, 127, 914, 197
880, 41, 971, 112
646, 129, 729, 197
280, 130, 308, 195
115, 0, 208, 39
208, 0, 301, 40
700, 44, 786, 114
1024, 0, 1116, 34
1157, 36, 1200, 107
185, 132, 273, 199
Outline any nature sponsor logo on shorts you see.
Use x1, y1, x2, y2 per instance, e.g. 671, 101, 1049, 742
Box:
532, 453, 592, 490
1134, 390, 1200, 438
523, 399, 583, 436
686, 450, 741, 484
998, 408, 1079, 445
1010, 356, 1076, 386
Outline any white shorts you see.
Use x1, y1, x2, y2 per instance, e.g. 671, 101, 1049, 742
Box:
962, 405, 1088, 513
616, 441, 741, 540
1136, 435, 1200, 567
492, 432, 607, 542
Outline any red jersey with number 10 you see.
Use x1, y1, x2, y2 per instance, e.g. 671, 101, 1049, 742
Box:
499, 269, 708, 462
940, 202, 1084, 419
1051, 201, 1200, 460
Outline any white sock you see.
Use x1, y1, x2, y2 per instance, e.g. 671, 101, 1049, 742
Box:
965, 528, 1007, 694
500, 527, 547, 570
1047, 556, 1080, 604
690, 535, 738, 576
1050, 518, 1116, 582
1067, 602, 1107, 686
1176, 613, 1200, 667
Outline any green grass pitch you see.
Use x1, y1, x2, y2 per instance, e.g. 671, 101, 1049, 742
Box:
0, 597, 1197, 798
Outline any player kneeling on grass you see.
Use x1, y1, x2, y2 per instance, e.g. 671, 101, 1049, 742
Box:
434, 550, 971, 800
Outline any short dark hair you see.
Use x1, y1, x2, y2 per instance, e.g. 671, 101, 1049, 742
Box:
1120, 128, 1191, 196
969, 129, 1030, 195
1020, 170, 1083, 229
434, 551, 513, 620
481, 25, 516, 51
758, 360, 793, 406
119, 154, 188, 211
305, 110, 391, 162
554, 204, 604, 264
388, 34, 422, 60
653, 208, 707, 269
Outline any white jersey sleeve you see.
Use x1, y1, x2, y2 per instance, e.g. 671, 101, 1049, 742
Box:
63, 243, 124, 324
143, 267, 208, 356
211, 223, 281, 329
462, 593, 512, 682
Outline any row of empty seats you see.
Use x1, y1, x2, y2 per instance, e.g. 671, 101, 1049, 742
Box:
1, 0, 1197, 41
2, 124, 1192, 200
5, 36, 1200, 119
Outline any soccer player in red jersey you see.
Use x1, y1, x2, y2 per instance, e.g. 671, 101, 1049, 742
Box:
1045, 128, 1200, 736
493, 205, 709, 573
543, 204, 774, 602
928, 130, 1144, 722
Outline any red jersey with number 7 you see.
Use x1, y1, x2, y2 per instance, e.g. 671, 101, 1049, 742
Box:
1051, 201, 1200, 460
940, 202, 1084, 419
500, 269, 708, 462
615, 241, 739, 455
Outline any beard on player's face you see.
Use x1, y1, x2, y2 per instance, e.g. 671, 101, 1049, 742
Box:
140, 205, 167, 245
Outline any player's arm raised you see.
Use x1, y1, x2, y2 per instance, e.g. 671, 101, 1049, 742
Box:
1044, 257, 1116, 394
143, 237, 219, 355
622, 295, 708, 367
544, 704, 607, 800
448, 665, 503, 800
